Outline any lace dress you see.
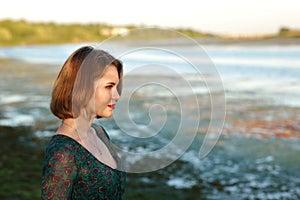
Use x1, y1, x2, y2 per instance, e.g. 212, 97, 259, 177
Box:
41, 125, 126, 199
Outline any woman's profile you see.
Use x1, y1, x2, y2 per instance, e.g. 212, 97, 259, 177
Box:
41, 46, 126, 199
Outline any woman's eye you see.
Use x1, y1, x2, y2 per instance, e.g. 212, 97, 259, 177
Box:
105, 85, 113, 89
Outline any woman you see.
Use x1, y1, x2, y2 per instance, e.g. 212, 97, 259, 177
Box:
41, 46, 126, 199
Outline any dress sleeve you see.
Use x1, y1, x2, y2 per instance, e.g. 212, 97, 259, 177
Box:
41, 142, 77, 200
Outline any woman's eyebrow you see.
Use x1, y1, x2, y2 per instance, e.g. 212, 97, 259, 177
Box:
106, 81, 116, 85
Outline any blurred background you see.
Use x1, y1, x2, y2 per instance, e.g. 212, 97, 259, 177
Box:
0, 0, 300, 199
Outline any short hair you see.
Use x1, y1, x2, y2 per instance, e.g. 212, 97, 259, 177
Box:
50, 46, 123, 119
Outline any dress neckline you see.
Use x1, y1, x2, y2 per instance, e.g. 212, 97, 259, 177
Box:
53, 133, 120, 171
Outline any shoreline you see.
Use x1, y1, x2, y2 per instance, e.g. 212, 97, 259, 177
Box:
196, 37, 300, 46
100, 37, 300, 47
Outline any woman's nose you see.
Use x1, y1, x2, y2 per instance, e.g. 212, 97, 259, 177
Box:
112, 88, 120, 101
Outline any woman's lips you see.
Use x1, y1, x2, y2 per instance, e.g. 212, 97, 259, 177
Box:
107, 104, 115, 109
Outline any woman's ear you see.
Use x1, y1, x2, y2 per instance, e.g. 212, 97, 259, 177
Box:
117, 78, 122, 96
80, 106, 92, 120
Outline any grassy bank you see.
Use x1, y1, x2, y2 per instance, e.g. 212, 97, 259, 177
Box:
0, 126, 45, 199
0, 19, 213, 46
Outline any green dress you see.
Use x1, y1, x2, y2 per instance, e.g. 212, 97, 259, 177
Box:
41, 125, 126, 200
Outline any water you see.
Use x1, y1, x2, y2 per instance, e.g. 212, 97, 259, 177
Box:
1, 42, 300, 106
0, 41, 300, 199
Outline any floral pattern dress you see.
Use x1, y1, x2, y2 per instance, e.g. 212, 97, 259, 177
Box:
41, 124, 126, 199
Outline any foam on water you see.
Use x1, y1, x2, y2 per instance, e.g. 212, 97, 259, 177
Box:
34, 130, 54, 138
167, 177, 197, 189
0, 94, 28, 104
170, 134, 300, 199
0, 113, 34, 127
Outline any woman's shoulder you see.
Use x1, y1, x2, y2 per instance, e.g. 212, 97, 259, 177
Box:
42, 134, 80, 172
45, 134, 80, 157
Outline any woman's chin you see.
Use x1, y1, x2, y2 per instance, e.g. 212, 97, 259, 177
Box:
97, 112, 112, 119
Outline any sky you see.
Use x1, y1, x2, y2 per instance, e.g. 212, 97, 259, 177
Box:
1, 0, 300, 35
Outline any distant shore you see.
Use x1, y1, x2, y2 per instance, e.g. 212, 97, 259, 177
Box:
1, 19, 300, 47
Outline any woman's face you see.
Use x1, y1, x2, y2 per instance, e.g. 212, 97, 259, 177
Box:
90, 65, 120, 118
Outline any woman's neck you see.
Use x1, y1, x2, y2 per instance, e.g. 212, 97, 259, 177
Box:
59, 115, 94, 140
